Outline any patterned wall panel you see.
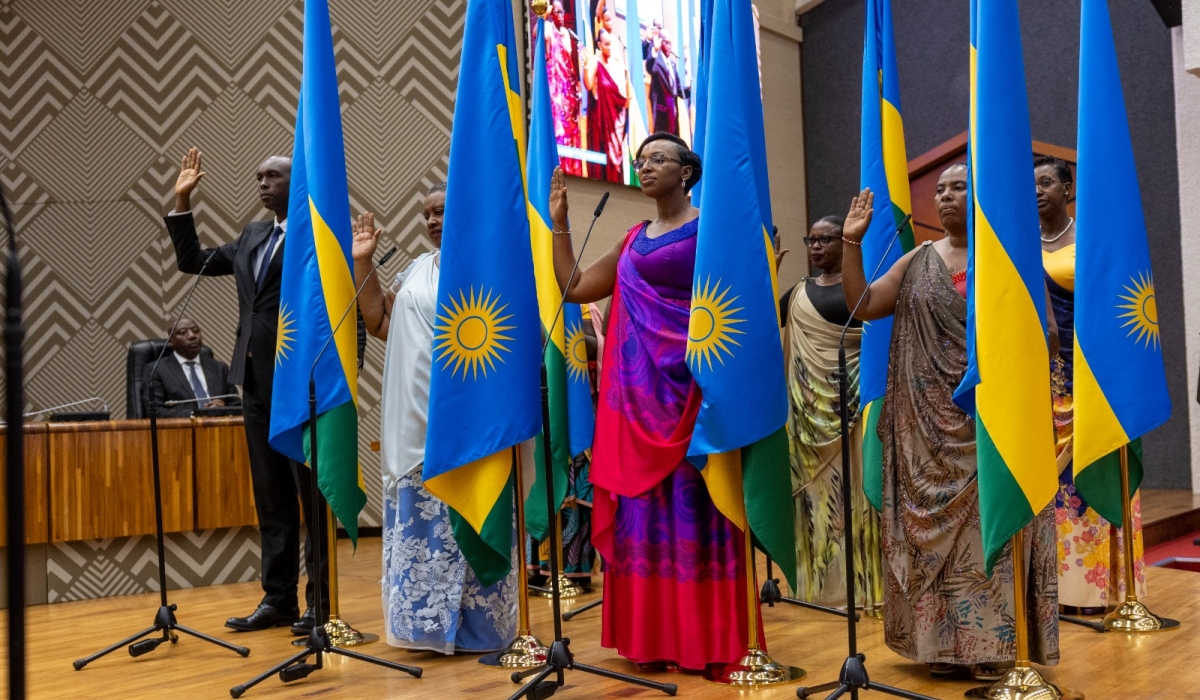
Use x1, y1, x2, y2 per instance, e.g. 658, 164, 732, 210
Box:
0, 0, 466, 526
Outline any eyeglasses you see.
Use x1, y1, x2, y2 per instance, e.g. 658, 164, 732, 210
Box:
1035, 178, 1063, 191
632, 154, 682, 171
803, 235, 842, 248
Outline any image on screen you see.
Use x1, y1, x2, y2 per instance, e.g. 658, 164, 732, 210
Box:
531, 0, 705, 186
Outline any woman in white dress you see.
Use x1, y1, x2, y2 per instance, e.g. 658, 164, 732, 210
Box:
353, 184, 517, 653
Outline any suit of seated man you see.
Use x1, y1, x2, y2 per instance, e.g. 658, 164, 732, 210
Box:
143, 317, 241, 418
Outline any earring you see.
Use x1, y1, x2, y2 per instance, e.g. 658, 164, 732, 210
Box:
681, 179, 686, 187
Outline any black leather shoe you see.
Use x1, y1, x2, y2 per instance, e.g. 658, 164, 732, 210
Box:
225, 603, 299, 632
291, 608, 319, 636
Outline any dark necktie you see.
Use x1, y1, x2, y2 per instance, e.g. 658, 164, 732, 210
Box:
256, 225, 283, 290
184, 361, 208, 400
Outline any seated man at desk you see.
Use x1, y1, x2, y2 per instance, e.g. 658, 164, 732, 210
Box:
143, 317, 241, 418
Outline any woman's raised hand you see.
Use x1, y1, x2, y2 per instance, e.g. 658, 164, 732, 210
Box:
843, 188, 874, 244
550, 166, 570, 229
352, 212, 383, 261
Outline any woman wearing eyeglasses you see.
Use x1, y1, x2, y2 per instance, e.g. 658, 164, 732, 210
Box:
549, 132, 759, 672
783, 216, 884, 616
842, 165, 1059, 681
1035, 155, 1145, 614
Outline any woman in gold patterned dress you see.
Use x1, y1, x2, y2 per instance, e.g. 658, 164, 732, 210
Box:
1035, 155, 1145, 613
784, 216, 883, 613
840, 165, 1059, 681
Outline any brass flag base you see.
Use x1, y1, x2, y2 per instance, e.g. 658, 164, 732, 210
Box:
703, 649, 805, 687
478, 634, 550, 669
291, 617, 378, 648
964, 667, 1079, 700
1101, 598, 1180, 633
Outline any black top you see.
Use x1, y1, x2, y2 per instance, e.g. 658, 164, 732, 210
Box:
805, 278, 861, 328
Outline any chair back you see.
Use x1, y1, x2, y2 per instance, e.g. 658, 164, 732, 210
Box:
126, 339, 214, 418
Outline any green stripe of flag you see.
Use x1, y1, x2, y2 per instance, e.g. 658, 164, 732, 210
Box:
861, 398, 885, 512
976, 416, 1036, 574
524, 342, 571, 541
448, 469, 515, 587
302, 400, 366, 544
743, 426, 797, 591
1075, 438, 1143, 527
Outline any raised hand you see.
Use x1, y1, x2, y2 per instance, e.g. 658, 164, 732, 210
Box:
550, 166, 570, 230
843, 188, 874, 244
773, 232, 789, 272
174, 147, 206, 211
352, 212, 383, 262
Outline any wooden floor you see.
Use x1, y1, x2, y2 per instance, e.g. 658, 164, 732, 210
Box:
1141, 489, 1200, 547
13, 538, 1200, 700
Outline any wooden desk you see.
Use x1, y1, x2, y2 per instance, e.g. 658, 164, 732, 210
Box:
0, 423, 50, 544
193, 417, 256, 530
49, 419, 194, 541
0, 417, 255, 544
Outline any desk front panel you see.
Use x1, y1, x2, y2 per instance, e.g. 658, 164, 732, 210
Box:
0, 424, 50, 544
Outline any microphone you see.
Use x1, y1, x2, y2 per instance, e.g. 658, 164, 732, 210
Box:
542, 192, 609, 356
840, 213, 911, 344
23, 397, 108, 418
163, 394, 241, 407
311, 246, 397, 376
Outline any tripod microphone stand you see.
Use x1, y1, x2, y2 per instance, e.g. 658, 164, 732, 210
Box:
760, 556, 857, 621
506, 192, 677, 700
3, 186, 28, 700
795, 214, 936, 700
230, 246, 423, 698
74, 252, 251, 671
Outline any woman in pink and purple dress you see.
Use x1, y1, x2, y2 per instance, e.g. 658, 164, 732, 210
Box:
548, 133, 758, 671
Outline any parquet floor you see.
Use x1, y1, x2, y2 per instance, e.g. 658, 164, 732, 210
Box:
13, 538, 1200, 699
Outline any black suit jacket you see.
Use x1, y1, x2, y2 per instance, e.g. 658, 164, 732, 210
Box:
143, 355, 242, 418
164, 213, 369, 389
165, 213, 284, 387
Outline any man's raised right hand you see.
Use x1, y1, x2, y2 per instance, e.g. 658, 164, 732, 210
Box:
174, 147, 207, 212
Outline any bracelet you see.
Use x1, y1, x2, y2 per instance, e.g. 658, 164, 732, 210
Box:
843, 238, 863, 247
552, 228, 571, 236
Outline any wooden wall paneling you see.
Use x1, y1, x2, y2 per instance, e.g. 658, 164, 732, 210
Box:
0, 424, 51, 544
907, 133, 1077, 244
193, 417, 257, 530
49, 420, 194, 541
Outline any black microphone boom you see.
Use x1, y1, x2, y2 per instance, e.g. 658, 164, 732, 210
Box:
797, 212, 933, 700
74, 247, 251, 671
231, 243, 421, 698
3, 180, 27, 700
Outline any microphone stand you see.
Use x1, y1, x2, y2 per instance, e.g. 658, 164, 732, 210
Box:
74, 251, 251, 671
796, 215, 934, 700
506, 192, 678, 700
3, 185, 27, 700
231, 246, 423, 698
22, 397, 109, 418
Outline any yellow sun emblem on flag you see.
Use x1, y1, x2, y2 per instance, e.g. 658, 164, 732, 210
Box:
434, 287, 515, 380
565, 320, 589, 383
1117, 271, 1159, 349
275, 304, 296, 366
687, 277, 744, 372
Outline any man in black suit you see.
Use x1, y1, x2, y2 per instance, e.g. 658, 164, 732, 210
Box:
164, 147, 327, 635
142, 317, 241, 417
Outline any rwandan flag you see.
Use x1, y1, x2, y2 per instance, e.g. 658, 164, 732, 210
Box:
687, 0, 795, 589
524, 17, 596, 541
963, 0, 1058, 573
1073, 0, 1170, 525
269, 0, 365, 542
858, 0, 913, 511
423, 0, 542, 586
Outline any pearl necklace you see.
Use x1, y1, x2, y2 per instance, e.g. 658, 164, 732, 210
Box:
1041, 217, 1074, 243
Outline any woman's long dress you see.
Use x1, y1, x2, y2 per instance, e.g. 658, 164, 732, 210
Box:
880, 243, 1059, 666
1044, 244, 1146, 609
786, 279, 883, 612
586, 58, 627, 184
592, 220, 758, 670
379, 251, 518, 654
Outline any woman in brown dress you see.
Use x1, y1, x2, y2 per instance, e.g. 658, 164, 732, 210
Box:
840, 164, 1059, 681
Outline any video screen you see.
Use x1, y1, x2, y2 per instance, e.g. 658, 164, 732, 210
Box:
531, 0, 703, 185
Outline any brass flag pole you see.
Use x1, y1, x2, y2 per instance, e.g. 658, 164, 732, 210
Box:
1101, 445, 1179, 632
481, 446, 549, 668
